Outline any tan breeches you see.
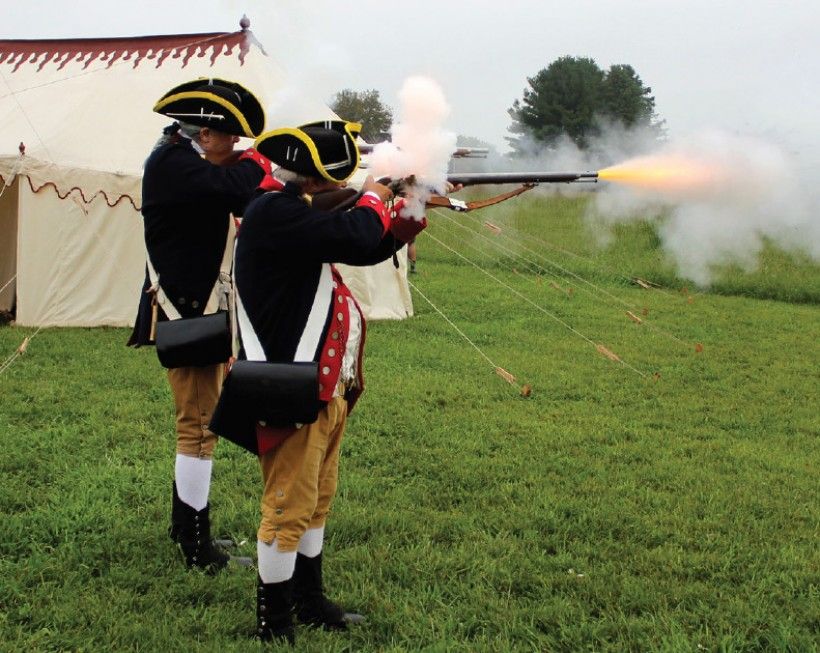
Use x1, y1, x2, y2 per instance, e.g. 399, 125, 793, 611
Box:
166, 364, 224, 459
257, 395, 348, 551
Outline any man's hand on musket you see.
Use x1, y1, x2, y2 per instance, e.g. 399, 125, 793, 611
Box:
362, 175, 393, 203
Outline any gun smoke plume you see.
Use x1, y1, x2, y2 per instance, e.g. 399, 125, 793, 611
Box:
591, 130, 820, 285
368, 76, 457, 219
510, 126, 819, 286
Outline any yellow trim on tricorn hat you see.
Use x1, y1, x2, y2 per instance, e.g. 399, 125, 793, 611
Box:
153, 78, 265, 138
254, 120, 363, 183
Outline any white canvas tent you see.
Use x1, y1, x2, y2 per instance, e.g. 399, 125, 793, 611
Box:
0, 22, 413, 326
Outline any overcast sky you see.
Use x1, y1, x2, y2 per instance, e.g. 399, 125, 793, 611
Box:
4, 0, 819, 165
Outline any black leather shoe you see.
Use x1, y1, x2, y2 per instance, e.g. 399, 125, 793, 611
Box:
257, 575, 295, 645
170, 485, 229, 573
293, 552, 365, 630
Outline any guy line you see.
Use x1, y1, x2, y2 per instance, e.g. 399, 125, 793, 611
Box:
424, 210, 649, 378
430, 206, 694, 348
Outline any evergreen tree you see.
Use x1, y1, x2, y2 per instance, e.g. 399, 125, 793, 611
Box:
507, 57, 664, 155
507, 56, 604, 154
330, 89, 393, 142
601, 64, 654, 127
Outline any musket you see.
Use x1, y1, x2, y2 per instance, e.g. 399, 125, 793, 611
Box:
447, 171, 598, 186
451, 147, 490, 159
311, 170, 599, 213
430, 171, 598, 212
357, 144, 489, 159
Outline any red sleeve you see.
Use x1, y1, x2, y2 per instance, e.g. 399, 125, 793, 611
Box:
238, 148, 273, 176
355, 192, 391, 236
258, 175, 285, 192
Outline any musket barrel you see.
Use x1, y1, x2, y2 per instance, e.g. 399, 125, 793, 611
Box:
447, 172, 598, 186
451, 147, 490, 158
358, 143, 489, 159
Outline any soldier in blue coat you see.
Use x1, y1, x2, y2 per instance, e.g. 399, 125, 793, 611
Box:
129, 78, 269, 571
216, 120, 428, 643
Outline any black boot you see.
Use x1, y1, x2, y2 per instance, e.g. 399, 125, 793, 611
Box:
171, 485, 229, 572
293, 552, 365, 630
169, 481, 184, 543
257, 575, 295, 645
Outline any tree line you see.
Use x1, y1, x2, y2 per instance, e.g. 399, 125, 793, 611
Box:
330, 56, 664, 156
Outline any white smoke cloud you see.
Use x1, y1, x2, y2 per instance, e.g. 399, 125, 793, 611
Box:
502, 119, 662, 175
590, 130, 820, 285
368, 76, 457, 219
503, 123, 819, 286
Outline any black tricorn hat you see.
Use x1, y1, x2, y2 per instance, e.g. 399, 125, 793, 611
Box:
153, 78, 265, 138
253, 120, 362, 183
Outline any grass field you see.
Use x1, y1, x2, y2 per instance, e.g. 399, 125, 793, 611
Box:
1, 194, 818, 652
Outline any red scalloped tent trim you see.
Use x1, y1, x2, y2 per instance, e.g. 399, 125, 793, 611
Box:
1, 171, 141, 211
0, 30, 250, 73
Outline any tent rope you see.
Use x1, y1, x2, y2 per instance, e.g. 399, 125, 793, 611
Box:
0, 274, 16, 296
407, 279, 527, 389
0, 68, 63, 188
509, 218, 689, 301
0, 151, 24, 199
426, 210, 648, 377
407, 279, 505, 371
0, 325, 43, 376
431, 207, 693, 348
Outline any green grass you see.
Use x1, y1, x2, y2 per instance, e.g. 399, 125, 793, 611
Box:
1, 195, 818, 652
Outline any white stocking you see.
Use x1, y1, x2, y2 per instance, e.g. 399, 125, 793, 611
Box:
174, 454, 212, 511
257, 539, 297, 583
297, 526, 325, 558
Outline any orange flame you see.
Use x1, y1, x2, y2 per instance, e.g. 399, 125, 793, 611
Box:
599, 154, 725, 197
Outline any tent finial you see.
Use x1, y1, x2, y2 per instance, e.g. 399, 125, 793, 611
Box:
240, 14, 251, 30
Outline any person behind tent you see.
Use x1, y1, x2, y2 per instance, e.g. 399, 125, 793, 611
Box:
128, 78, 271, 572
407, 235, 419, 273
209, 120, 429, 643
